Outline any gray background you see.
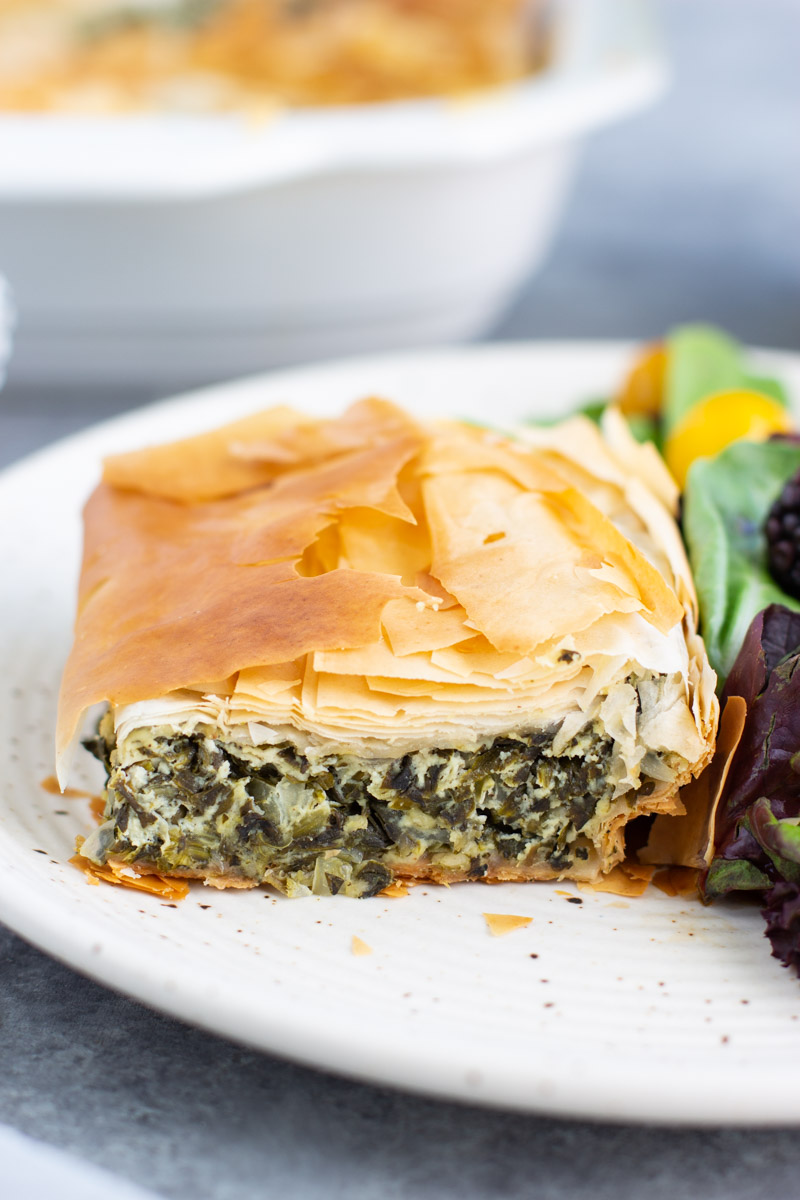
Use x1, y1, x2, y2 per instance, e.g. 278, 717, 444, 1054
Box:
2, 1, 799, 1196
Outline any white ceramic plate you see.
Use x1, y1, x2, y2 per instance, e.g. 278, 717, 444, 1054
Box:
2, 342, 800, 1127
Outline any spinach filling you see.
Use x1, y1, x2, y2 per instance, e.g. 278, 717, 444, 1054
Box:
81, 712, 665, 897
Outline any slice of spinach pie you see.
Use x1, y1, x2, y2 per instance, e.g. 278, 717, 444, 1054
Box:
58, 397, 718, 897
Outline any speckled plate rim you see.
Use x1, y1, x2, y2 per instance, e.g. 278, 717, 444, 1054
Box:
2, 341, 800, 1128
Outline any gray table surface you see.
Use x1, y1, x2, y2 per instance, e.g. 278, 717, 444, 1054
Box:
2, 2, 800, 1197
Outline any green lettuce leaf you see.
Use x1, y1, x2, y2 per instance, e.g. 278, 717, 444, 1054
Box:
743, 374, 789, 406
664, 325, 788, 438
682, 438, 800, 682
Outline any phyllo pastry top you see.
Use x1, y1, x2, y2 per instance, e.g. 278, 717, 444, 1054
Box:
57, 396, 718, 805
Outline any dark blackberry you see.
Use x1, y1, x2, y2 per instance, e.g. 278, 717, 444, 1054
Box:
765, 468, 800, 599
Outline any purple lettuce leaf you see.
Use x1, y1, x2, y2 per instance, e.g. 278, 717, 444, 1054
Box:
762, 882, 800, 973
702, 605, 800, 970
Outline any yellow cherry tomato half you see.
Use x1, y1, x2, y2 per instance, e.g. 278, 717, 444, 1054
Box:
664, 389, 792, 488
616, 343, 668, 418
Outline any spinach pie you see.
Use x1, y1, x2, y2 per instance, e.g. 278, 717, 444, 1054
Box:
58, 397, 718, 897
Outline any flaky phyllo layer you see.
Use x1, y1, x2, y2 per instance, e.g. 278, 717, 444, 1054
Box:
59, 397, 718, 895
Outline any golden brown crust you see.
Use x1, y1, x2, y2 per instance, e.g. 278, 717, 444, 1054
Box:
58, 402, 427, 758
61, 398, 718, 764
102, 855, 590, 891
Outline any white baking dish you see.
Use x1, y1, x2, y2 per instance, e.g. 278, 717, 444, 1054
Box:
0, 0, 666, 386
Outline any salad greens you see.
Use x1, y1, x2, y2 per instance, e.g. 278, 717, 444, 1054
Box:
664, 325, 789, 437
595, 323, 800, 972
665, 329, 800, 973
683, 438, 800, 683
556, 325, 798, 685
701, 606, 800, 972
550, 324, 788, 453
